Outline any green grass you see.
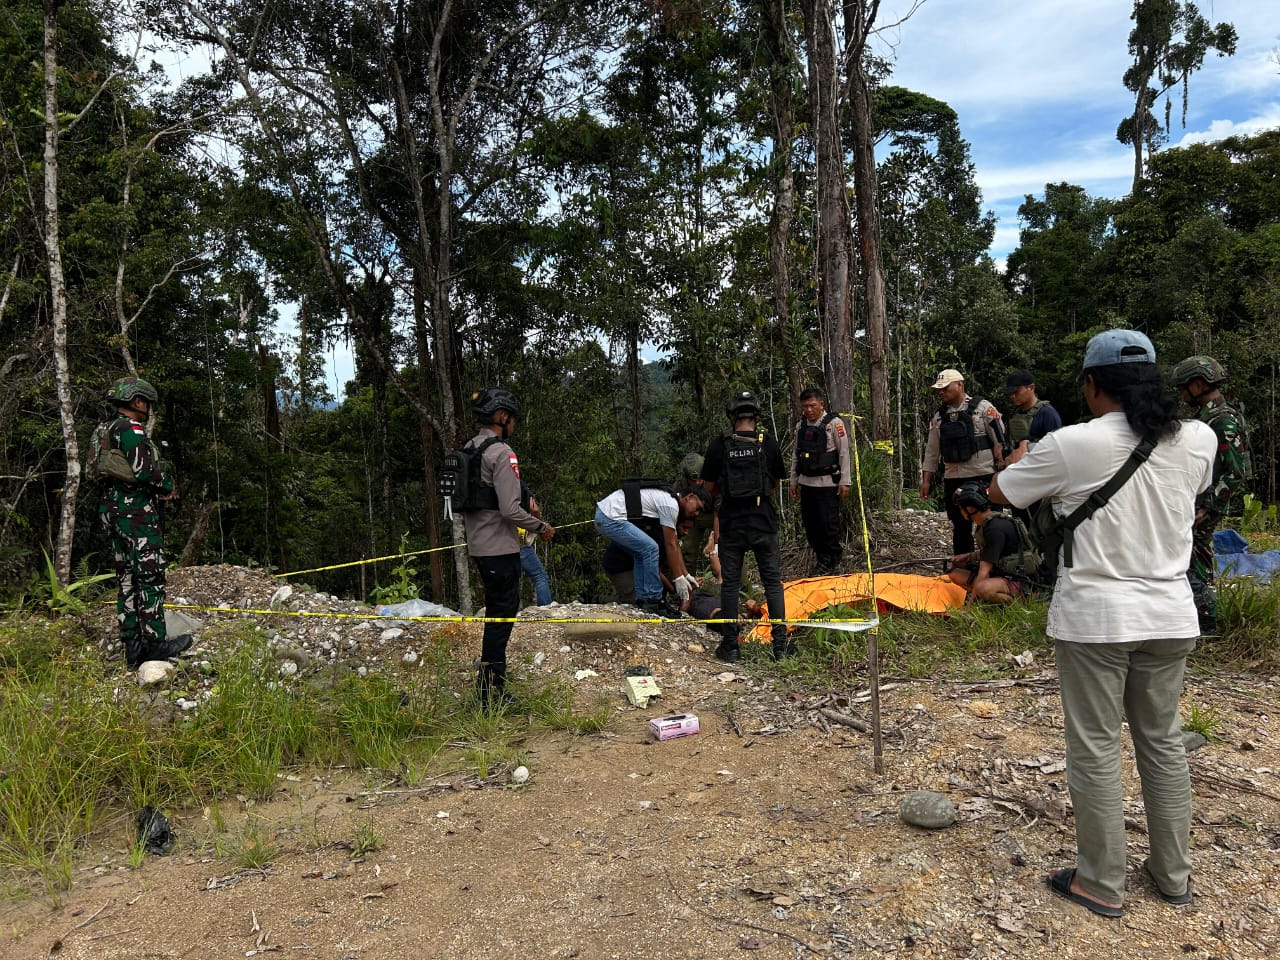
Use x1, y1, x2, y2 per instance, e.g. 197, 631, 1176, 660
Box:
0, 615, 614, 901
1181, 700, 1224, 741
1214, 577, 1280, 664
760, 598, 1053, 686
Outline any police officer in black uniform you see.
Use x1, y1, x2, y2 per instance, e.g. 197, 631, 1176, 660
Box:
701, 390, 789, 663
789, 387, 851, 575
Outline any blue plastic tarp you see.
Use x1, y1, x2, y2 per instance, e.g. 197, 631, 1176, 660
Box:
1214, 528, 1280, 583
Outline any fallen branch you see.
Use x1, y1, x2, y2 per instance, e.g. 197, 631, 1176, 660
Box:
818, 708, 870, 733
49, 898, 112, 953
1191, 763, 1280, 803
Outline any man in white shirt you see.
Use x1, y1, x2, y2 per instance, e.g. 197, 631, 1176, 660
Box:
594, 482, 710, 619
991, 330, 1215, 919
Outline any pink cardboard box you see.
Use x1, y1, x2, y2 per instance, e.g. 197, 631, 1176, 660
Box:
649, 713, 700, 741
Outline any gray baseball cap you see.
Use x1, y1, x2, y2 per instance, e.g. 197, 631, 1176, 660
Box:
1082, 329, 1155, 369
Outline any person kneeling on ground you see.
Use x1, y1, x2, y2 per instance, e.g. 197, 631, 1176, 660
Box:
945, 482, 1040, 605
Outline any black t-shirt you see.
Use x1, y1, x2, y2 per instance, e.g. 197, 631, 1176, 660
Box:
978, 515, 1022, 567
700, 430, 785, 533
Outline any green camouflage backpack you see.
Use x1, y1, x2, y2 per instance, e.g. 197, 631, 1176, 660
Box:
87, 421, 138, 483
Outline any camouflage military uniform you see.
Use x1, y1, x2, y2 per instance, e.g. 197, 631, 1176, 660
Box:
97, 412, 174, 668
1189, 397, 1251, 623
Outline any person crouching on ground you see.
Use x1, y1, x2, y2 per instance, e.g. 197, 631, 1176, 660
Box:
945, 482, 1039, 605
594, 481, 711, 620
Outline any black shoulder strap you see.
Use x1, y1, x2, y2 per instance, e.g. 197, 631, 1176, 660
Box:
1059, 438, 1157, 567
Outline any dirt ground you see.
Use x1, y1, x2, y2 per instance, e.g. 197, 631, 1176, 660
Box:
2, 624, 1279, 959
2, 514, 1278, 959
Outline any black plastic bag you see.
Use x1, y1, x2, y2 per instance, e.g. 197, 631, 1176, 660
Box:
136, 806, 176, 855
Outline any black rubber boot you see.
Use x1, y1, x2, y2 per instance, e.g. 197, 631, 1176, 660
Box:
125, 636, 147, 670
714, 626, 742, 663
771, 637, 797, 661
476, 662, 515, 712
145, 633, 193, 662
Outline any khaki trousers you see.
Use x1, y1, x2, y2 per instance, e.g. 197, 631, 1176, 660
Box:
1054, 636, 1196, 904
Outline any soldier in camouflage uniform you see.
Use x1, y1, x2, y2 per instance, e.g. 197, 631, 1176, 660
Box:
92, 377, 188, 668
1171, 356, 1252, 635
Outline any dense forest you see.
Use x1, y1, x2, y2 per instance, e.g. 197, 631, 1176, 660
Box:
2, 0, 1276, 610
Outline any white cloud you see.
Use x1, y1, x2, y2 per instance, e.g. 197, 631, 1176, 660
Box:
977, 147, 1133, 205
1173, 104, 1280, 146
879, 0, 1278, 117
877, 0, 1135, 112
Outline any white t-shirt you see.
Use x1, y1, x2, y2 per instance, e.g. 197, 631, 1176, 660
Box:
996, 412, 1216, 643
596, 488, 679, 529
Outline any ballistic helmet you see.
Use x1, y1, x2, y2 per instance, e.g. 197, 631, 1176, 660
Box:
471, 387, 521, 421
1170, 356, 1226, 388
952, 481, 991, 512
726, 389, 761, 419
105, 377, 159, 406
678, 452, 705, 482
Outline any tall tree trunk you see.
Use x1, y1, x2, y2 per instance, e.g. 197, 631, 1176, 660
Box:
412, 273, 446, 601
844, 2, 890, 441
800, 0, 855, 419
1131, 84, 1150, 191
43, 0, 79, 585
179, 492, 216, 567
627, 319, 642, 472
762, 0, 804, 418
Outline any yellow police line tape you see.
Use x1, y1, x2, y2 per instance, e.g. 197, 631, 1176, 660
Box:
164, 601, 878, 632
274, 519, 597, 579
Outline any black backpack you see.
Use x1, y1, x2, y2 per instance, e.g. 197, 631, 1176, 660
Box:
440, 436, 502, 519
722, 430, 770, 500
620, 477, 677, 534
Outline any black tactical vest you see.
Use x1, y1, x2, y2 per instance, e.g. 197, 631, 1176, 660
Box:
794, 414, 839, 477
938, 397, 992, 464
722, 431, 770, 500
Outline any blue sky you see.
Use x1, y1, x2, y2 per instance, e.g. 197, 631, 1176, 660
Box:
876, 0, 1280, 261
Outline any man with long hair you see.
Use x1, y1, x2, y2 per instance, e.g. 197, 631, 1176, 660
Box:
991, 330, 1216, 919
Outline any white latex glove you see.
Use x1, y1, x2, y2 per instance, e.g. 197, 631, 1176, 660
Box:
673, 575, 694, 603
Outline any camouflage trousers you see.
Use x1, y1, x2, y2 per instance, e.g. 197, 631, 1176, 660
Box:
101, 510, 167, 667
1188, 513, 1219, 621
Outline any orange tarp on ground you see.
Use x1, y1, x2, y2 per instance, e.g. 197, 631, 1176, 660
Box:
748, 572, 967, 642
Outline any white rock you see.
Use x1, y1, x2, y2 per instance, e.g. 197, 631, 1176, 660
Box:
278, 660, 299, 676
136, 661, 176, 686
511, 766, 530, 784
357, 666, 368, 677
402, 650, 419, 666
532, 652, 546, 668
269, 585, 293, 609
558, 645, 571, 654
574, 669, 598, 681
381, 628, 404, 642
